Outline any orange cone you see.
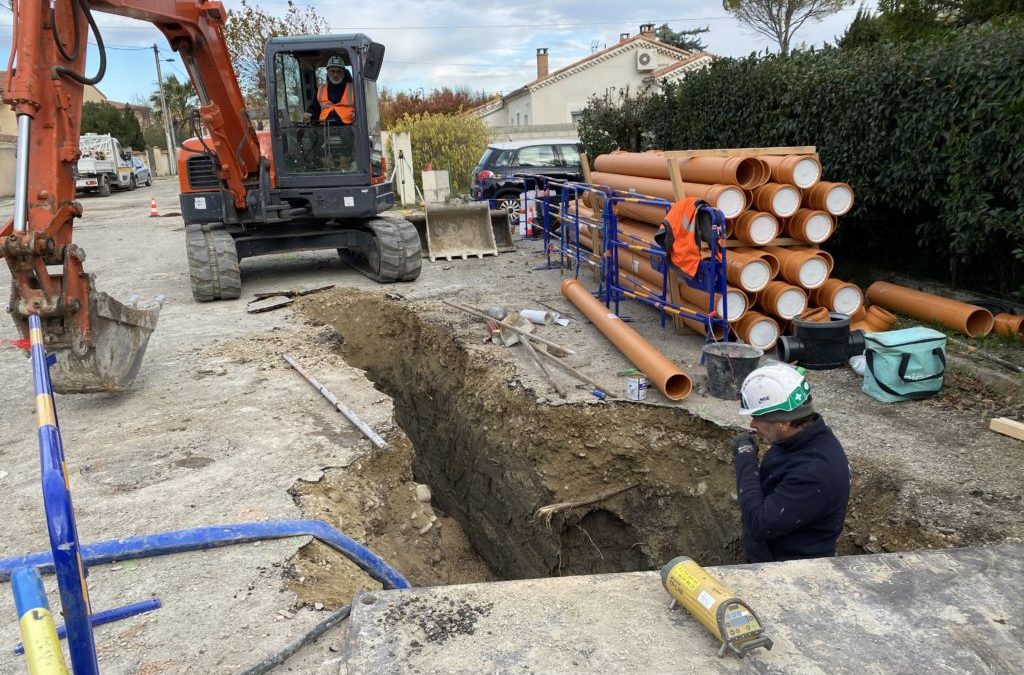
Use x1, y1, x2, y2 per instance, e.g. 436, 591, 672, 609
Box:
149, 196, 158, 217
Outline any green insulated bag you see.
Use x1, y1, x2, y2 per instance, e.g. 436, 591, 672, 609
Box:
862, 327, 947, 403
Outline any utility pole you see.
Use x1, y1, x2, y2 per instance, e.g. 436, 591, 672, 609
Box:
153, 44, 177, 176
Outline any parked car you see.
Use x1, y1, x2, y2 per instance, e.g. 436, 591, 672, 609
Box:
470, 139, 583, 225
131, 156, 153, 188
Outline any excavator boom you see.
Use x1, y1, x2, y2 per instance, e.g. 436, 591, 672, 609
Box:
1, 0, 264, 392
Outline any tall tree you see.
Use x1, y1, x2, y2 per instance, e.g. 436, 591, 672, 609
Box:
223, 0, 328, 113
149, 75, 198, 143
655, 23, 710, 51
722, 0, 855, 55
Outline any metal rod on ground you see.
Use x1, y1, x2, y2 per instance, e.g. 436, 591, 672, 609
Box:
522, 337, 568, 398
442, 300, 576, 355
282, 353, 390, 450
532, 347, 617, 398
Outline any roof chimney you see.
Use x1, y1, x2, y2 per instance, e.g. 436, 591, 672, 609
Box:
536, 48, 549, 79
619, 32, 630, 44
640, 23, 656, 39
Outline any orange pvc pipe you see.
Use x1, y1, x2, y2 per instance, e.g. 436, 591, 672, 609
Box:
783, 209, 834, 244
863, 305, 899, 332
594, 151, 770, 189
732, 211, 780, 245
797, 306, 830, 323
732, 247, 780, 278
866, 281, 994, 337
751, 183, 802, 218
764, 246, 831, 289
561, 278, 692, 400
678, 301, 727, 338
590, 172, 747, 219
757, 280, 808, 320
809, 278, 864, 316
994, 313, 1024, 338
758, 155, 821, 189
803, 181, 855, 216
732, 310, 780, 350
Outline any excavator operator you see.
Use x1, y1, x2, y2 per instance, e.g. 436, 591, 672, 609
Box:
304, 55, 355, 125
299, 55, 356, 170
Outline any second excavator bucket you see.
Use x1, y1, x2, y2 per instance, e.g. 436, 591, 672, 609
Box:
424, 202, 499, 262
49, 289, 164, 394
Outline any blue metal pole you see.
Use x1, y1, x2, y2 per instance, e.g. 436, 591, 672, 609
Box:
14, 598, 162, 656
0, 520, 411, 591
28, 314, 100, 675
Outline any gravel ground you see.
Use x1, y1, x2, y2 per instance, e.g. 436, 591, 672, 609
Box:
0, 178, 1021, 674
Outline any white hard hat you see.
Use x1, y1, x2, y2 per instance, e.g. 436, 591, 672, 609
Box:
738, 362, 813, 420
326, 55, 346, 69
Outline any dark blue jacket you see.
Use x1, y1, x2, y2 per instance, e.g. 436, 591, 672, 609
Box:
734, 415, 850, 563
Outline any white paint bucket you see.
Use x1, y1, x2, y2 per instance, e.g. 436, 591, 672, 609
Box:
626, 375, 649, 401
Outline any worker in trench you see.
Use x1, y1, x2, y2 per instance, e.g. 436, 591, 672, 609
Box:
730, 363, 851, 563
303, 55, 356, 171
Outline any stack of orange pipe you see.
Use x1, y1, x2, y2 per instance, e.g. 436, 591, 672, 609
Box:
580, 149, 869, 347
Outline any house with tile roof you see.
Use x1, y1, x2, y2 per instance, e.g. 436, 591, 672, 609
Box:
469, 24, 713, 134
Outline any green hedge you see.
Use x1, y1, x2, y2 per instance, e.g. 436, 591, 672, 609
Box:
628, 21, 1024, 295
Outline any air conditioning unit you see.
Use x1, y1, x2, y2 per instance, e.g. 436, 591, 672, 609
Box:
636, 49, 657, 71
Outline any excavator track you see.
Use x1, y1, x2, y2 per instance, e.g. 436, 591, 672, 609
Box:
339, 217, 422, 283
186, 224, 242, 301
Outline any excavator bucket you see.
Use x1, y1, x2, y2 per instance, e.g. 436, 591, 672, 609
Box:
489, 208, 517, 253
424, 202, 499, 262
48, 289, 163, 394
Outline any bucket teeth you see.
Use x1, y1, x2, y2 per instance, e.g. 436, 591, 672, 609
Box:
49, 290, 163, 394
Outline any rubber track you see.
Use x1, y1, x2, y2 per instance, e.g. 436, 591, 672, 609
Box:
342, 217, 422, 283
186, 224, 242, 301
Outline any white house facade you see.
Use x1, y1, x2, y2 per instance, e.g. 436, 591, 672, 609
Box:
470, 24, 714, 134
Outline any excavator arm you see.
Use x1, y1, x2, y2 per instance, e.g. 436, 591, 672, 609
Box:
1, 0, 262, 392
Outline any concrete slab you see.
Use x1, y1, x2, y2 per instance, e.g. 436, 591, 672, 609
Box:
342, 545, 1024, 674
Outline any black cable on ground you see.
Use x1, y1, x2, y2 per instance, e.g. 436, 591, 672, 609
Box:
237, 604, 352, 675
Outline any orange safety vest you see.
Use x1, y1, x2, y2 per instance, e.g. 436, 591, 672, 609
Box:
317, 82, 355, 124
655, 197, 717, 278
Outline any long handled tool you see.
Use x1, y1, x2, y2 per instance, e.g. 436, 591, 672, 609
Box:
282, 353, 390, 450
522, 336, 568, 398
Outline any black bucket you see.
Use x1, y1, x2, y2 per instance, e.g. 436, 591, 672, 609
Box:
702, 342, 764, 400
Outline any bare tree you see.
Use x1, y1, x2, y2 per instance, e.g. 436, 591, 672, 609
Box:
723, 0, 854, 55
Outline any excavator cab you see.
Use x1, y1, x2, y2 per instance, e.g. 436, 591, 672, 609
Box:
177, 34, 420, 299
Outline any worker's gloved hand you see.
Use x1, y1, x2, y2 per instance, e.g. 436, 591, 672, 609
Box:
730, 432, 758, 461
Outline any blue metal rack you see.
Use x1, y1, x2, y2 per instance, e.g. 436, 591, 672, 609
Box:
519, 180, 731, 345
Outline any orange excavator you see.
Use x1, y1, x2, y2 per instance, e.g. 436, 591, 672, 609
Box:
2, 0, 421, 393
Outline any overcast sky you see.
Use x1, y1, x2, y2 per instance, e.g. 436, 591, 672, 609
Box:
0, 1, 859, 105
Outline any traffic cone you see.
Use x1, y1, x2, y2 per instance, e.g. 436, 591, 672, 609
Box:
149, 196, 158, 217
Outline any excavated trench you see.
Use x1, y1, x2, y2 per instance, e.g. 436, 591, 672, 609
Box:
293, 290, 968, 586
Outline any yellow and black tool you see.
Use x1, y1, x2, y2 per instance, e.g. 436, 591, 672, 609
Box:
661, 556, 773, 658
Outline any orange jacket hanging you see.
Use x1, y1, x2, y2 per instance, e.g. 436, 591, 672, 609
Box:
655, 198, 720, 278
317, 82, 355, 124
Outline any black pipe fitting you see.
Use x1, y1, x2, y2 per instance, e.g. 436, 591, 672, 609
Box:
777, 312, 865, 370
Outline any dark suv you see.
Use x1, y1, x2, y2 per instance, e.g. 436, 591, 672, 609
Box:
470, 139, 583, 223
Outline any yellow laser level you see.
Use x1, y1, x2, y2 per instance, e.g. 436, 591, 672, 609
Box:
660, 556, 773, 658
